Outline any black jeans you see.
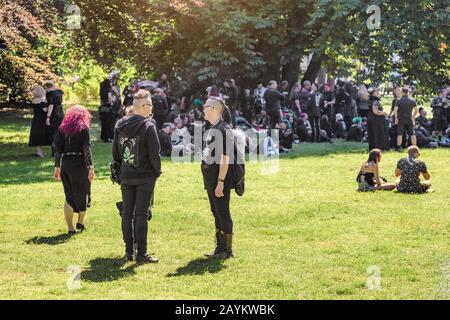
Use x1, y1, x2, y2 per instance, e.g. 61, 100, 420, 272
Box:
207, 190, 233, 234
121, 181, 155, 257
310, 116, 321, 142
268, 111, 281, 129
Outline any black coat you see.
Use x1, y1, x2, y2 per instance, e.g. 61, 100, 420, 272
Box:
113, 115, 162, 185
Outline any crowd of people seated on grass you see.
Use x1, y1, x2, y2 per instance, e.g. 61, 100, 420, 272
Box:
28, 73, 450, 159
94, 74, 450, 156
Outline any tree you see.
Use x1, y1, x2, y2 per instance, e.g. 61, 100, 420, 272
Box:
308, 0, 450, 93
0, 0, 60, 101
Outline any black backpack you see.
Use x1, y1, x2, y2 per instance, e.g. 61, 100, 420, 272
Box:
231, 128, 246, 196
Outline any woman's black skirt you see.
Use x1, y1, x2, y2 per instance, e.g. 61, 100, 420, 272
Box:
29, 114, 52, 147
60, 156, 91, 213
367, 115, 390, 151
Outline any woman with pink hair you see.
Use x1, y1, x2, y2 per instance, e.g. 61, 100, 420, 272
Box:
54, 105, 94, 235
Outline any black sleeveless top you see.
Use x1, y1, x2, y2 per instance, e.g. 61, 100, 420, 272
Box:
357, 171, 375, 186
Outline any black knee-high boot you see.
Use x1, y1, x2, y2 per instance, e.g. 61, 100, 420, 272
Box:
205, 229, 225, 257
212, 233, 233, 259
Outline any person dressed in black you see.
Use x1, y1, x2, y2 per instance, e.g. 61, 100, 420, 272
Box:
264, 81, 285, 129
431, 89, 448, 142
223, 79, 239, 125
99, 78, 115, 142
357, 149, 396, 192
158, 123, 174, 157
112, 90, 161, 264
347, 117, 364, 142
152, 88, 169, 130
395, 146, 431, 193
240, 89, 254, 123
394, 87, 419, 150
123, 79, 137, 107
54, 106, 94, 234
279, 119, 293, 152
333, 113, 347, 139
44, 80, 64, 156
367, 88, 389, 151
29, 85, 51, 157
110, 73, 122, 118
307, 83, 324, 142
335, 80, 352, 127
201, 97, 236, 259
323, 84, 335, 123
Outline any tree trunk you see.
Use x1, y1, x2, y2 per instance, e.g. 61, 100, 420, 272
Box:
302, 52, 322, 84
282, 57, 301, 87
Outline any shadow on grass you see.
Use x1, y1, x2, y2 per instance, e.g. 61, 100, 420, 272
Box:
281, 141, 369, 158
167, 257, 227, 277
81, 257, 137, 283
25, 233, 74, 245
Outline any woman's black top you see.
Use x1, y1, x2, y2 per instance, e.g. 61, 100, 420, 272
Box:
54, 129, 93, 168
29, 102, 52, 146
201, 119, 234, 191
46, 89, 64, 122
369, 97, 384, 118
357, 171, 375, 186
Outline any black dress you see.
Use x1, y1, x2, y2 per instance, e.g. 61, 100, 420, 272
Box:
54, 129, 93, 213
29, 102, 52, 146
367, 97, 389, 151
46, 89, 65, 147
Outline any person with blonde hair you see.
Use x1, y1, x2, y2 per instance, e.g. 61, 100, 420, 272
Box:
113, 89, 161, 263
357, 84, 370, 118
201, 97, 236, 259
29, 84, 51, 157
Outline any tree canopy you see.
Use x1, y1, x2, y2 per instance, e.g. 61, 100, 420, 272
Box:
0, 0, 448, 100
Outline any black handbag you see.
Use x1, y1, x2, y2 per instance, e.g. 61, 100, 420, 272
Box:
99, 104, 112, 114
110, 160, 121, 185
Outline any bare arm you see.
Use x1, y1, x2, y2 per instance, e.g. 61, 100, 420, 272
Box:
423, 171, 431, 180
395, 168, 401, 177
374, 164, 382, 187
372, 104, 386, 116
393, 106, 399, 123
412, 107, 419, 123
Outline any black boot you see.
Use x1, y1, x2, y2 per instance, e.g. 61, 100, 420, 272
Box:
136, 253, 159, 264
205, 230, 225, 257
125, 242, 134, 262
213, 233, 233, 259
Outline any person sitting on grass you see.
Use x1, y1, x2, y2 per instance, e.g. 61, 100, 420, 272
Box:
279, 119, 293, 153
357, 149, 396, 192
395, 146, 432, 194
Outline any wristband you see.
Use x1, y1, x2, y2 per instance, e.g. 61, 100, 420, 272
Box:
218, 178, 225, 183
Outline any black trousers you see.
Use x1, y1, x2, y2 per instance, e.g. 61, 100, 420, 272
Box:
121, 181, 155, 257
207, 190, 233, 234
100, 112, 115, 142
310, 116, 321, 142
268, 111, 281, 129
153, 114, 166, 130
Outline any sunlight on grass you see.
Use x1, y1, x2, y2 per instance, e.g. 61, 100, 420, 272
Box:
1, 112, 450, 300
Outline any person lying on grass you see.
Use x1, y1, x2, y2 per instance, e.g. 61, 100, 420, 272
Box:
395, 145, 432, 194
357, 148, 396, 192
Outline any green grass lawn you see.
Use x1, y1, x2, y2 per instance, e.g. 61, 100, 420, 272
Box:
1, 108, 450, 300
